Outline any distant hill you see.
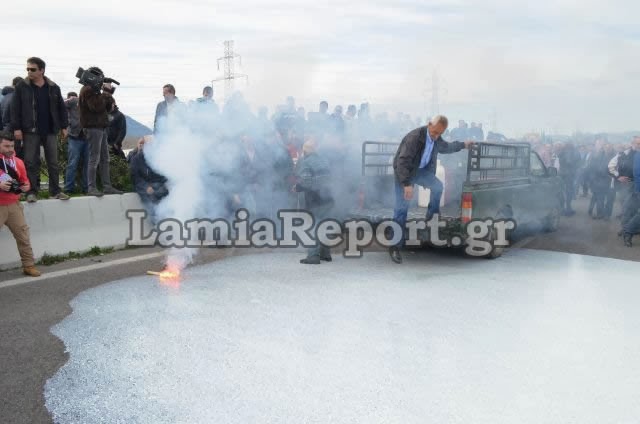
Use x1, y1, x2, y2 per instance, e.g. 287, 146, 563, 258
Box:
123, 115, 152, 149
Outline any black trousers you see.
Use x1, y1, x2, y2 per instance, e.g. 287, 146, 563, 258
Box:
22, 133, 61, 196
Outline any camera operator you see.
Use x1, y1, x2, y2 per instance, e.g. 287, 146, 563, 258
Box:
0, 130, 40, 277
78, 67, 122, 196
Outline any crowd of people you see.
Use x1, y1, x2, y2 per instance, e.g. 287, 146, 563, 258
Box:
0, 56, 638, 275
530, 137, 640, 246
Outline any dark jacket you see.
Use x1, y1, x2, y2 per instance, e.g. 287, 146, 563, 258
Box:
295, 151, 334, 209
79, 85, 113, 129
153, 98, 184, 133
393, 125, 465, 186
616, 149, 637, 180
1, 87, 14, 130
11, 77, 68, 134
268, 142, 295, 192
130, 150, 168, 203
587, 150, 614, 191
65, 97, 84, 139
107, 106, 127, 148
558, 145, 581, 177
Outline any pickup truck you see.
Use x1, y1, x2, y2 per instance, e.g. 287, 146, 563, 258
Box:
348, 141, 563, 258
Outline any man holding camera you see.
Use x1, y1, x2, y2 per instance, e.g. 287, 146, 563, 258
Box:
78, 67, 122, 196
0, 130, 40, 277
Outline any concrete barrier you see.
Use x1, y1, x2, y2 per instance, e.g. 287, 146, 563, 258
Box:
0, 193, 150, 270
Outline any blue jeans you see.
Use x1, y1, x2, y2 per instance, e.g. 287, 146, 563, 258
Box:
392, 169, 443, 247
64, 137, 89, 193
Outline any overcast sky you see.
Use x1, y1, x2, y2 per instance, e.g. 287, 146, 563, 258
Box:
2, 0, 639, 137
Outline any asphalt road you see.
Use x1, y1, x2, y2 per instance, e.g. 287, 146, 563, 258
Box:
517, 195, 639, 262
0, 194, 637, 423
7, 249, 640, 424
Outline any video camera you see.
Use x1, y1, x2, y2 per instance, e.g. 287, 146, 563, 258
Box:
76, 67, 120, 92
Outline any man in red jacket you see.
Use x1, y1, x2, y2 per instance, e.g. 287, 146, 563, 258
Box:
0, 130, 40, 276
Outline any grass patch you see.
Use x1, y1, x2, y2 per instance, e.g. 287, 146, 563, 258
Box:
38, 246, 115, 266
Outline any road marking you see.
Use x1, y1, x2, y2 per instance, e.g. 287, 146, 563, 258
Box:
0, 252, 166, 290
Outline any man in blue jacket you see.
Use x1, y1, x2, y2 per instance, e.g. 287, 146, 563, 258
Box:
621, 136, 640, 247
389, 115, 474, 263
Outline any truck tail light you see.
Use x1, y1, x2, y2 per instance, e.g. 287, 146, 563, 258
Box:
461, 192, 473, 223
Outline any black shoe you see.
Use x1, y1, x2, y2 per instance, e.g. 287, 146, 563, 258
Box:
389, 247, 402, 264
103, 187, 123, 195
320, 255, 332, 262
623, 233, 633, 247
300, 257, 321, 264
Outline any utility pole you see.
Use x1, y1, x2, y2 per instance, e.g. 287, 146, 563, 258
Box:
430, 70, 440, 117
212, 40, 248, 103
423, 68, 446, 120
489, 108, 497, 133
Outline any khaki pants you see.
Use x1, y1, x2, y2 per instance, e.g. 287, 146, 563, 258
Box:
0, 201, 35, 267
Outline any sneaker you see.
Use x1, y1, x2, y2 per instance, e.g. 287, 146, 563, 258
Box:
26, 193, 37, 203
103, 187, 123, 195
54, 192, 70, 200
23, 266, 41, 277
87, 189, 104, 197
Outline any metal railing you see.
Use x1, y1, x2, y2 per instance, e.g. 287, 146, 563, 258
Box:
466, 142, 531, 182
361, 141, 399, 177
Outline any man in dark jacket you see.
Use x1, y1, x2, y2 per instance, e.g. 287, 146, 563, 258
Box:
107, 100, 127, 159
79, 67, 122, 196
11, 57, 69, 202
389, 115, 473, 263
294, 139, 334, 264
1, 78, 23, 131
609, 141, 636, 218
1, 77, 23, 157
621, 136, 640, 246
586, 139, 612, 219
557, 142, 581, 215
129, 137, 168, 224
153, 84, 185, 134
63, 92, 88, 194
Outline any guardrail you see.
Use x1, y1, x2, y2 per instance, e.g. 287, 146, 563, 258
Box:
0, 193, 151, 270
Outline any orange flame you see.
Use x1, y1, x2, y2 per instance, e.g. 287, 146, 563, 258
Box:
159, 267, 181, 286
159, 269, 180, 280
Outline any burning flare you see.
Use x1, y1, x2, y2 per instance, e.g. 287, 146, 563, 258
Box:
146, 265, 181, 284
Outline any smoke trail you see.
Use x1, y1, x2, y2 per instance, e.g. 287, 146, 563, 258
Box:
142, 91, 263, 273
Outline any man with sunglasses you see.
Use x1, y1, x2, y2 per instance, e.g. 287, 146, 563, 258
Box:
10, 57, 69, 202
